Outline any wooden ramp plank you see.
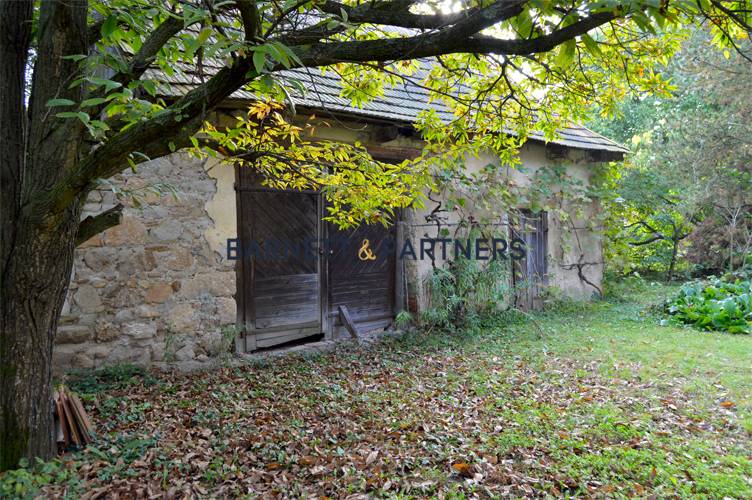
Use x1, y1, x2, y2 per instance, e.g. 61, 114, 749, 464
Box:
338, 305, 360, 339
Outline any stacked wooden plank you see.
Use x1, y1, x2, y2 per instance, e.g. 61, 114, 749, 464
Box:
53, 385, 94, 451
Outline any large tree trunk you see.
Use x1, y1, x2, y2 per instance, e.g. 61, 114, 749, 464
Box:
1, 209, 81, 470
1, 0, 87, 470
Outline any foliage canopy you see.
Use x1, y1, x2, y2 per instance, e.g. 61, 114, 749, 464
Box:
591, 29, 752, 277
29, 0, 752, 225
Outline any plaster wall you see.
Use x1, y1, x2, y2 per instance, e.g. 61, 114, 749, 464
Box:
404, 142, 604, 313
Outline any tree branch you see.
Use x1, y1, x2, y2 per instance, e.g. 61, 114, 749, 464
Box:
236, 0, 261, 40
463, 11, 619, 55
630, 235, 665, 246
75, 203, 124, 246
113, 14, 185, 87
710, 0, 752, 31
38, 61, 253, 218
317, 0, 478, 29
288, 6, 614, 66
39, 1, 623, 220
624, 219, 659, 233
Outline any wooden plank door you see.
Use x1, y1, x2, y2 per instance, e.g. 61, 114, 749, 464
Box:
237, 169, 323, 350
326, 221, 397, 335
511, 211, 548, 310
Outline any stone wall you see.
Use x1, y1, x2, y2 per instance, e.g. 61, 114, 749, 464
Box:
53, 153, 237, 374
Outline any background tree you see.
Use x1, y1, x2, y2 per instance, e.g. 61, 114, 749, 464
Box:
1, 0, 750, 469
591, 28, 752, 278
605, 165, 695, 280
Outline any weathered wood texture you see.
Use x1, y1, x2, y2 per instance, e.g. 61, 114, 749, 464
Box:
337, 305, 359, 339
511, 211, 548, 310
236, 169, 322, 350
327, 221, 396, 329
236, 166, 400, 349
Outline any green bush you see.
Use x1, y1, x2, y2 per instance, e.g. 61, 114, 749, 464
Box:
663, 277, 752, 334
422, 256, 513, 332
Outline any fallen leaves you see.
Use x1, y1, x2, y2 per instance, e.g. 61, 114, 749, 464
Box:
364, 450, 379, 466
30, 334, 752, 498
451, 461, 474, 478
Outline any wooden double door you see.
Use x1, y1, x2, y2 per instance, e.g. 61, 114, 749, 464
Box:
236, 170, 396, 351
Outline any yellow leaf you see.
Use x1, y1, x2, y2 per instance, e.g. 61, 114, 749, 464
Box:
452, 462, 473, 477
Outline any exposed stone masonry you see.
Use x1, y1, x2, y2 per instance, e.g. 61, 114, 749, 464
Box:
53, 153, 237, 373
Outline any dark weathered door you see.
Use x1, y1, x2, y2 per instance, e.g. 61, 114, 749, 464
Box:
326, 221, 396, 335
237, 169, 323, 350
511, 211, 548, 310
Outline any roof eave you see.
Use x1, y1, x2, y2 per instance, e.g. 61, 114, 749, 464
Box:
210, 99, 629, 158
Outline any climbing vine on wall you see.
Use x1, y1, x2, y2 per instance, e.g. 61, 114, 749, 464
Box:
424, 156, 612, 297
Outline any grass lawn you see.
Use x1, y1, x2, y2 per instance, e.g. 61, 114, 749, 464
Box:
3, 280, 751, 498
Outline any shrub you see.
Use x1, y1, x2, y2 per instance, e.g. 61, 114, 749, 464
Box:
664, 276, 752, 334
422, 256, 513, 332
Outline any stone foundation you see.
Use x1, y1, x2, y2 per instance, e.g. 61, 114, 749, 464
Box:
54, 153, 237, 374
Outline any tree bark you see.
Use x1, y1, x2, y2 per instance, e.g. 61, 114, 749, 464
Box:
0, 0, 31, 280
76, 204, 123, 246
1, 209, 82, 470
668, 237, 678, 282
1, 0, 87, 470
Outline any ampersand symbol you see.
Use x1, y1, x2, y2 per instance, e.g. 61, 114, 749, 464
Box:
358, 239, 377, 261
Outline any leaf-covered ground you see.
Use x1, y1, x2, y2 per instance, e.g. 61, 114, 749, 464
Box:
6, 282, 752, 498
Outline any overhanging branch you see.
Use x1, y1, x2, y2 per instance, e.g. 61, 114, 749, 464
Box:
317, 0, 478, 29
289, 7, 615, 65
39, 61, 252, 218
113, 15, 186, 87
76, 203, 123, 246
464, 11, 619, 55
236, 0, 261, 40
40, 1, 624, 220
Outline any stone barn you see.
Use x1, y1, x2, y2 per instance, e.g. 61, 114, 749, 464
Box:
53, 67, 627, 372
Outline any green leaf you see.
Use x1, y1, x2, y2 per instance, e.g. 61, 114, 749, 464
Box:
80, 97, 108, 108
101, 14, 119, 38
253, 50, 266, 74
286, 77, 307, 97
266, 43, 290, 68
56, 111, 90, 124
196, 27, 212, 45
46, 98, 76, 107
514, 9, 533, 37
141, 80, 158, 96
87, 76, 122, 92
271, 41, 302, 67
581, 34, 603, 58
555, 40, 576, 68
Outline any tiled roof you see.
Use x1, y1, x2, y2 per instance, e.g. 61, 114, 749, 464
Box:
146, 56, 628, 155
